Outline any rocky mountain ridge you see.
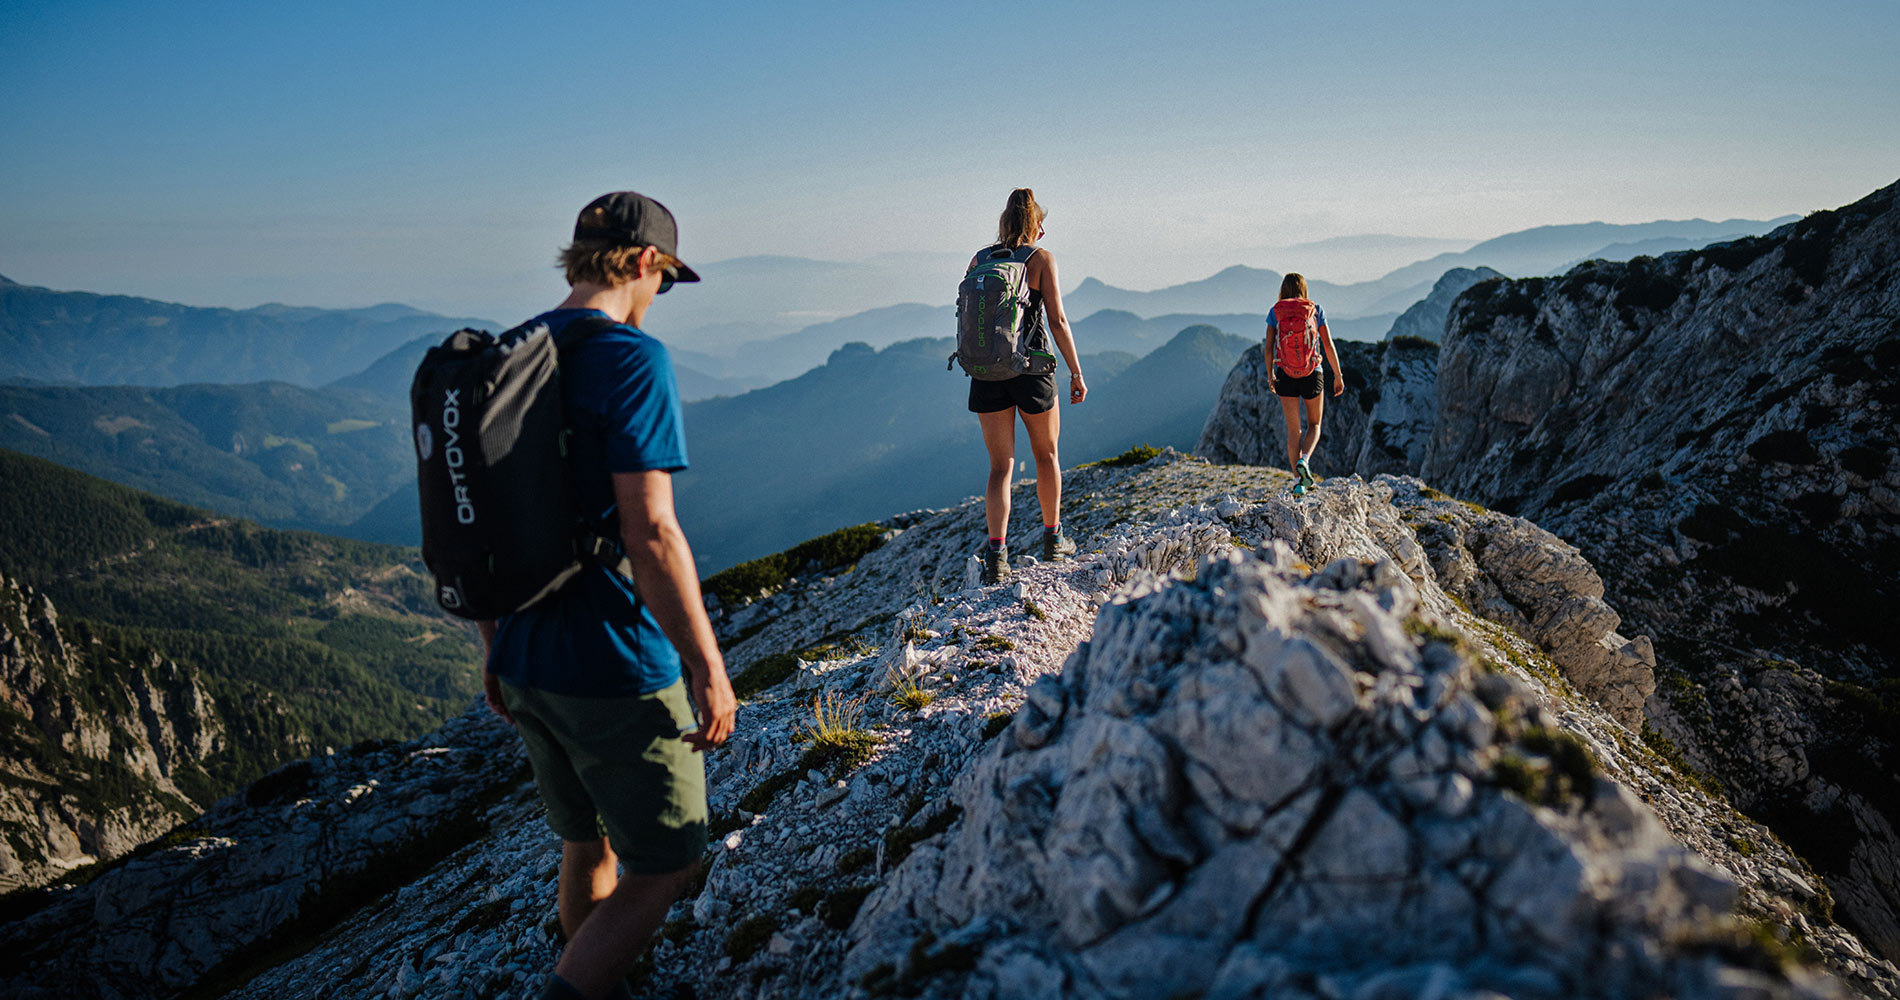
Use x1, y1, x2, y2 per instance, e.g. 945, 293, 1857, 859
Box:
1197, 178, 1900, 966
5, 452, 1894, 999
0, 570, 232, 893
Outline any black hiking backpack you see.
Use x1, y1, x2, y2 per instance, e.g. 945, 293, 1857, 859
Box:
409, 316, 628, 620
948, 243, 1056, 381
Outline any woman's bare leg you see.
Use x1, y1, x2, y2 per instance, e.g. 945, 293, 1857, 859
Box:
1278, 395, 1303, 471
1020, 405, 1061, 528
978, 408, 1018, 539
1299, 394, 1325, 463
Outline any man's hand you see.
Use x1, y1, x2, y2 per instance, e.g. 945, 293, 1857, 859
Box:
483, 670, 515, 726
684, 665, 737, 751
1331, 372, 1346, 397
1069, 373, 1088, 404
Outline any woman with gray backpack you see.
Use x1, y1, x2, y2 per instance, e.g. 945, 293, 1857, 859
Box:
949, 187, 1087, 584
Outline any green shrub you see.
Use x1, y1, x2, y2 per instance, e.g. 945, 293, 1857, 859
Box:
1080, 444, 1162, 470
731, 652, 799, 700
702, 523, 888, 606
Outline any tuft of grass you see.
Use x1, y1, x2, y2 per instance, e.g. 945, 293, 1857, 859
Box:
702, 523, 889, 607
795, 692, 881, 776
1022, 597, 1047, 621
972, 634, 1014, 652
732, 652, 799, 700
785, 886, 825, 913
1405, 616, 1465, 647
820, 884, 877, 930
1640, 722, 1726, 797
884, 805, 963, 869
1491, 752, 1540, 800
901, 626, 930, 644
708, 810, 746, 840
1390, 334, 1436, 350
732, 633, 880, 701
981, 711, 1014, 741
1491, 727, 1598, 808
737, 768, 801, 814
860, 929, 982, 996
837, 845, 876, 873
890, 674, 936, 712
659, 917, 696, 944
724, 913, 778, 961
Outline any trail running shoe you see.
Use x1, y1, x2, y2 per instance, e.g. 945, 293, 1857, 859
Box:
982, 546, 1011, 585
1042, 527, 1077, 563
1292, 481, 1308, 498
1296, 458, 1316, 491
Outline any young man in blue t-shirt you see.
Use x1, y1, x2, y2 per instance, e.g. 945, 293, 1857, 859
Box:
477, 191, 736, 1000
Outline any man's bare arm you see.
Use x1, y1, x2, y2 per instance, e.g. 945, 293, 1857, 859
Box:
477, 620, 513, 724
612, 469, 736, 750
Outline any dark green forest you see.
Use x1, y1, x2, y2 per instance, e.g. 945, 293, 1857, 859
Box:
0, 448, 481, 799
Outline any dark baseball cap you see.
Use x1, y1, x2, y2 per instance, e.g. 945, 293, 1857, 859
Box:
572, 191, 702, 285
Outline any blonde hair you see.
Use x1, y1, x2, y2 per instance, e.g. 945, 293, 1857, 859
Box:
996, 188, 1045, 249
557, 242, 679, 288
1279, 273, 1308, 300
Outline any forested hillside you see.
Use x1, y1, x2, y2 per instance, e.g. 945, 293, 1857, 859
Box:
0, 381, 409, 536
0, 449, 481, 800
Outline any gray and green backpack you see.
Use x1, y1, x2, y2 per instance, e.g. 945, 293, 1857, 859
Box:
949, 243, 1057, 381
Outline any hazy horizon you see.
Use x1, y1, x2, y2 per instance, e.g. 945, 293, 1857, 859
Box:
4, 0, 1895, 325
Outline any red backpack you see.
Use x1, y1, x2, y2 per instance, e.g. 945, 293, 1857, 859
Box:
1270, 298, 1322, 377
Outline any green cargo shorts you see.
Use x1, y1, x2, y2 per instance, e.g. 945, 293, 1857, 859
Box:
499, 678, 708, 874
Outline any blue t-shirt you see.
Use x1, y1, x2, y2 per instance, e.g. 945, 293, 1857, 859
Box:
488, 309, 690, 697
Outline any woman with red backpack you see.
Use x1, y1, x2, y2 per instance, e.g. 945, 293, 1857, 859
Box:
1266, 272, 1344, 496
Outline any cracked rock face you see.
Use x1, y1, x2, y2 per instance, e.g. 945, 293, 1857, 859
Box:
847, 543, 1823, 1000
1383, 266, 1507, 344
1196, 338, 1439, 482
1194, 340, 1388, 477
4, 456, 1893, 1000
0, 571, 226, 893
1196, 179, 1900, 966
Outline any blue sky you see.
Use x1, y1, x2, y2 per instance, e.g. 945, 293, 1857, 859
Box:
3, 0, 1896, 324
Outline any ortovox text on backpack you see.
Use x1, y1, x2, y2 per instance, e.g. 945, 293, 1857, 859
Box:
949, 243, 1057, 381
1270, 298, 1323, 378
410, 316, 627, 620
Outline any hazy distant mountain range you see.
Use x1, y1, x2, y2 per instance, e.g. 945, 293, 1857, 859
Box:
0, 210, 1801, 570
0, 213, 1793, 393
0, 276, 494, 388
348, 325, 1252, 571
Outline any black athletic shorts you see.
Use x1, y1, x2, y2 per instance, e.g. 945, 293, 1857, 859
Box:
1271, 364, 1327, 400
969, 373, 1056, 414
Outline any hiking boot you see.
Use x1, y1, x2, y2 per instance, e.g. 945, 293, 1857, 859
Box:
982, 546, 1011, 585
1296, 458, 1316, 491
1041, 526, 1076, 563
